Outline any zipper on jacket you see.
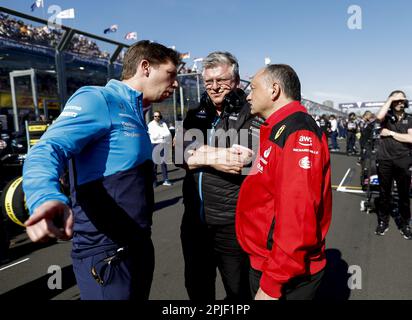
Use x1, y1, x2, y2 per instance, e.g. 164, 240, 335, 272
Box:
198, 116, 221, 223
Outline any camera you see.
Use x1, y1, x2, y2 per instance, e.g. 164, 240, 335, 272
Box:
372, 121, 381, 140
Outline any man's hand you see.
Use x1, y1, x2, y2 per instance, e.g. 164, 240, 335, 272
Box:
210, 148, 245, 174
380, 128, 393, 137
231, 144, 254, 165
387, 93, 406, 105
0, 139, 7, 150
377, 93, 407, 121
24, 200, 74, 242
255, 287, 279, 300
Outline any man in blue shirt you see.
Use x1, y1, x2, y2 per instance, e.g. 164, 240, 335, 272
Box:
22, 40, 180, 300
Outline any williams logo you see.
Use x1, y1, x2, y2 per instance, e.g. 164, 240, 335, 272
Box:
275, 125, 286, 140
298, 136, 313, 147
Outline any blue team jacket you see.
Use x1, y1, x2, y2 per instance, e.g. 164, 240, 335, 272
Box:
23, 79, 154, 257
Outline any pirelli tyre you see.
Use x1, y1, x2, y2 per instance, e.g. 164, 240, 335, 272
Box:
1, 176, 28, 228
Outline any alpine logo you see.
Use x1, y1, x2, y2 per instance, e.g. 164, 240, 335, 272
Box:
298, 136, 313, 147
299, 156, 311, 169
263, 146, 272, 158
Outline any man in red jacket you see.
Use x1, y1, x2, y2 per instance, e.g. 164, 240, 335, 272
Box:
236, 64, 332, 300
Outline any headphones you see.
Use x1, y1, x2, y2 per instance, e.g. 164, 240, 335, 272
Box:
200, 89, 245, 116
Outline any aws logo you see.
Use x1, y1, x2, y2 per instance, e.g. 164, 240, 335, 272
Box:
298, 135, 313, 147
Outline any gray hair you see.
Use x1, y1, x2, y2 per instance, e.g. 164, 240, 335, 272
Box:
202, 51, 240, 83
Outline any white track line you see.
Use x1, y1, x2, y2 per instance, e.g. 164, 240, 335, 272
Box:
338, 188, 365, 194
337, 168, 351, 192
0, 258, 30, 271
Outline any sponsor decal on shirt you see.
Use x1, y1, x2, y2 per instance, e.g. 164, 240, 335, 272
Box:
263, 146, 272, 158
229, 115, 238, 121
64, 105, 82, 111
298, 135, 313, 147
274, 125, 286, 140
196, 111, 207, 119
124, 131, 141, 138
121, 121, 138, 129
60, 111, 78, 118
293, 148, 319, 155
299, 156, 311, 169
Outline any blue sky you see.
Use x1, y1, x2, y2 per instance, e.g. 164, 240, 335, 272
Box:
2, 0, 412, 105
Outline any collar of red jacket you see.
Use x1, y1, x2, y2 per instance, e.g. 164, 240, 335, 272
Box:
262, 100, 307, 128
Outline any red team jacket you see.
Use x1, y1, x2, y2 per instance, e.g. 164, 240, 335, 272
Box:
236, 101, 332, 298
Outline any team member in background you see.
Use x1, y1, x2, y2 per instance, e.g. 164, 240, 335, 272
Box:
329, 114, 339, 151
375, 90, 412, 239
346, 112, 358, 155
148, 111, 173, 187
236, 64, 332, 300
22, 41, 180, 299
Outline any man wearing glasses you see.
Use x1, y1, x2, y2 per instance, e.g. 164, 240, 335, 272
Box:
180, 51, 261, 300
375, 90, 412, 239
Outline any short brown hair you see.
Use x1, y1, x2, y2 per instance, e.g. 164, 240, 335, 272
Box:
121, 40, 181, 80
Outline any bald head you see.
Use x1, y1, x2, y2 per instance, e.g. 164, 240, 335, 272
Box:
261, 64, 301, 101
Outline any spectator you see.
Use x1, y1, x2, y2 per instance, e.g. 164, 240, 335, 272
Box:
346, 112, 358, 155
329, 114, 339, 151
148, 111, 173, 187
374, 90, 412, 239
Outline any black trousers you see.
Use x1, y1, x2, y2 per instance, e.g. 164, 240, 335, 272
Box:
376, 157, 412, 227
346, 132, 357, 153
180, 209, 251, 301
249, 267, 324, 300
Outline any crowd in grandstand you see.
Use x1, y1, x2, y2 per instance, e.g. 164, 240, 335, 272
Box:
0, 13, 115, 60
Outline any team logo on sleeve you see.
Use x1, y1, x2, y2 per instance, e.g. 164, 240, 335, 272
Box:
263, 146, 272, 158
299, 156, 311, 169
274, 125, 286, 140
298, 136, 313, 147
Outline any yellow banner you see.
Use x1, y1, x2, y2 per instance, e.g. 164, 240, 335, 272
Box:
0, 92, 60, 110
28, 125, 48, 132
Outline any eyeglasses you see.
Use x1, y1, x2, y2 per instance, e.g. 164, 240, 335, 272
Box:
204, 77, 234, 88
393, 100, 406, 105
154, 115, 161, 118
